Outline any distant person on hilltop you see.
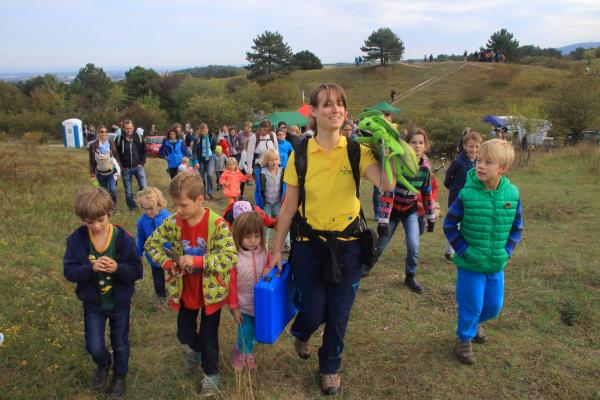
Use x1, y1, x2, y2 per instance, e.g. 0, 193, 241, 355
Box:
390, 90, 396, 103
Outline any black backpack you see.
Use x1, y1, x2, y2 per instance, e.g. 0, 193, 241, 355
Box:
291, 136, 378, 281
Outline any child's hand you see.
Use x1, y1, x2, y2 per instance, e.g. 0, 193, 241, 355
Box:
92, 259, 108, 272
231, 308, 243, 325
99, 256, 118, 273
178, 255, 195, 271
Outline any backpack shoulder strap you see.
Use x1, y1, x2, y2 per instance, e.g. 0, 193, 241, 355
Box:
346, 139, 361, 198
294, 137, 310, 217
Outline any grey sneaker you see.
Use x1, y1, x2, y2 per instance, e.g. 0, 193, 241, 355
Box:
474, 325, 487, 343
294, 338, 311, 359
455, 340, 475, 365
185, 350, 201, 375
321, 373, 341, 396
198, 374, 219, 397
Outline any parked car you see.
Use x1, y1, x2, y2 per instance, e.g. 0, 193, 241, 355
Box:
144, 135, 164, 157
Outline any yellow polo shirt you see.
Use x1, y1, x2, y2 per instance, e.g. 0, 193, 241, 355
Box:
284, 136, 377, 232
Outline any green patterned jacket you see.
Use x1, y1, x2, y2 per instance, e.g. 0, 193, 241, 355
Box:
144, 208, 237, 306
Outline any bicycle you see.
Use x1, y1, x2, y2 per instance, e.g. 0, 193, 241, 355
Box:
432, 154, 448, 174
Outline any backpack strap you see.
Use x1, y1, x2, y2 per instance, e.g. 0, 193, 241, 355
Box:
294, 136, 363, 223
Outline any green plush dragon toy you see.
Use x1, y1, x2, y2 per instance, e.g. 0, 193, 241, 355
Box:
355, 110, 420, 193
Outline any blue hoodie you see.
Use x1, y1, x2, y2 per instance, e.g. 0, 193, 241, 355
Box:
277, 138, 293, 169
136, 209, 172, 268
444, 151, 476, 206
159, 139, 188, 168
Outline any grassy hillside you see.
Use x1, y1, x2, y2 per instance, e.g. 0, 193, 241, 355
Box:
0, 142, 598, 399
283, 61, 569, 125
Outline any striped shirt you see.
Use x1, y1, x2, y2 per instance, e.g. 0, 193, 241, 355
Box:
390, 160, 435, 220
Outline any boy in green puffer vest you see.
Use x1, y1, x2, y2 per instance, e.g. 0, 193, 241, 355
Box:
443, 139, 523, 365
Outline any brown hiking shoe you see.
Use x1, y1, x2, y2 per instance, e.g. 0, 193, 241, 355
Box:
455, 340, 475, 365
474, 326, 487, 344
293, 338, 311, 359
321, 373, 341, 396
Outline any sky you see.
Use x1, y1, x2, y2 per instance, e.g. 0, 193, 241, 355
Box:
1, 0, 600, 71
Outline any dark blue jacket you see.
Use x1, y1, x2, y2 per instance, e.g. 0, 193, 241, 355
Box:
444, 151, 476, 206
136, 209, 172, 268
159, 139, 188, 168
63, 225, 143, 311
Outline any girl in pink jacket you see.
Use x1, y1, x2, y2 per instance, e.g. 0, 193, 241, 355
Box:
219, 157, 251, 204
229, 211, 272, 371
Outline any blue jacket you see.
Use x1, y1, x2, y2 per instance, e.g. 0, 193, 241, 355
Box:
63, 225, 143, 311
444, 151, 476, 206
136, 209, 172, 268
277, 139, 293, 169
159, 139, 188, 168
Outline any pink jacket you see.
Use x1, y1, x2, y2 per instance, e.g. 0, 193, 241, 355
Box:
232, 247, 271, 316
219, 169, 250, 198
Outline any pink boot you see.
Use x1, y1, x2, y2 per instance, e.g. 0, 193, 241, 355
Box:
231, 345, 243, 371
244, 353, 257, 371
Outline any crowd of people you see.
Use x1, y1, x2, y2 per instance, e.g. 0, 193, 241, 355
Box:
70, 82, 523, 397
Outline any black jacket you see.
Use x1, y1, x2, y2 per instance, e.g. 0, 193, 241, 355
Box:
116, 133, 146, 168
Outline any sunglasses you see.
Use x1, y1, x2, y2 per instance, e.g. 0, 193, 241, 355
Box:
142, 206, 158, 212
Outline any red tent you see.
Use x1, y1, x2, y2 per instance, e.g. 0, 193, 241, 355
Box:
297, 103, 311, 117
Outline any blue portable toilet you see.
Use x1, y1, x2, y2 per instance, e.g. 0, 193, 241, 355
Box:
62, 118, 84, 148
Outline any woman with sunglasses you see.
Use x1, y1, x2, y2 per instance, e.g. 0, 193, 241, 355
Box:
88, 125, 121, 209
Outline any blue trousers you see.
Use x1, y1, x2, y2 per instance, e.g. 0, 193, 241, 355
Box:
96, 172, 117, 207
150, 266, 166, 298
237, 313, 256, 355
84, 306, 131, 376
198, 157, 215, 195
122, 166, 147, 210
456, 268, 504, 342
376, 211, 420, 275
290, 240, 363, 374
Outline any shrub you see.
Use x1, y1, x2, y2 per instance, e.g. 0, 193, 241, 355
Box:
0, 131, 9, 142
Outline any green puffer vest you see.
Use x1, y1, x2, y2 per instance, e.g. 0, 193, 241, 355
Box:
454, 169, 520, 274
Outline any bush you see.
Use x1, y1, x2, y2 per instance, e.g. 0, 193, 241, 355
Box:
0, 131, 9, 142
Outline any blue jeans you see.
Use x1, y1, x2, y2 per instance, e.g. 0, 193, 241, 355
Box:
84, 306, 131, 376
96, 172, 117, 207
377, 211, 420, 275
198, 157, 215, 196
290, 240, 363, 374
263, 202, 280, 243
456, 269, 504, 342
237, 313, 256, 355
122, 166, 147, 210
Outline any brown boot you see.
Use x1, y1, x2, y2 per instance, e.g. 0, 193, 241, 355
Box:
321, 373, 341, 396
293, 338, 311, 359
455, 340, 475, 365
474, 326, 487, 344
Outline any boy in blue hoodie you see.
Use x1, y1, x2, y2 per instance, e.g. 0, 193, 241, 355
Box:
63, 187, 143, 396
135, 187, 172, 310
443, 131, 482, 262
443, 139, 523, 365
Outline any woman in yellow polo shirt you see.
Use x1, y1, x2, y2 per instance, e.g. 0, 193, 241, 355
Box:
273, 83, 395, 396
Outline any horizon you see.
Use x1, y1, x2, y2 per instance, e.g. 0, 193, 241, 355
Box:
2, 0, 600, 71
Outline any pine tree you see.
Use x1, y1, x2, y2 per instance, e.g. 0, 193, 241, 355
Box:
245, 31, 293, 79
360, 28, 405, 65
486, 29, 519, 62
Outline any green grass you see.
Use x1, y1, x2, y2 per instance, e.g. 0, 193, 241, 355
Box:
0, 141, 599, 399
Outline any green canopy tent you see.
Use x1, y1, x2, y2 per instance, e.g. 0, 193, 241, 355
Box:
253, 111, 308, 129
363, 101, 401, 113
